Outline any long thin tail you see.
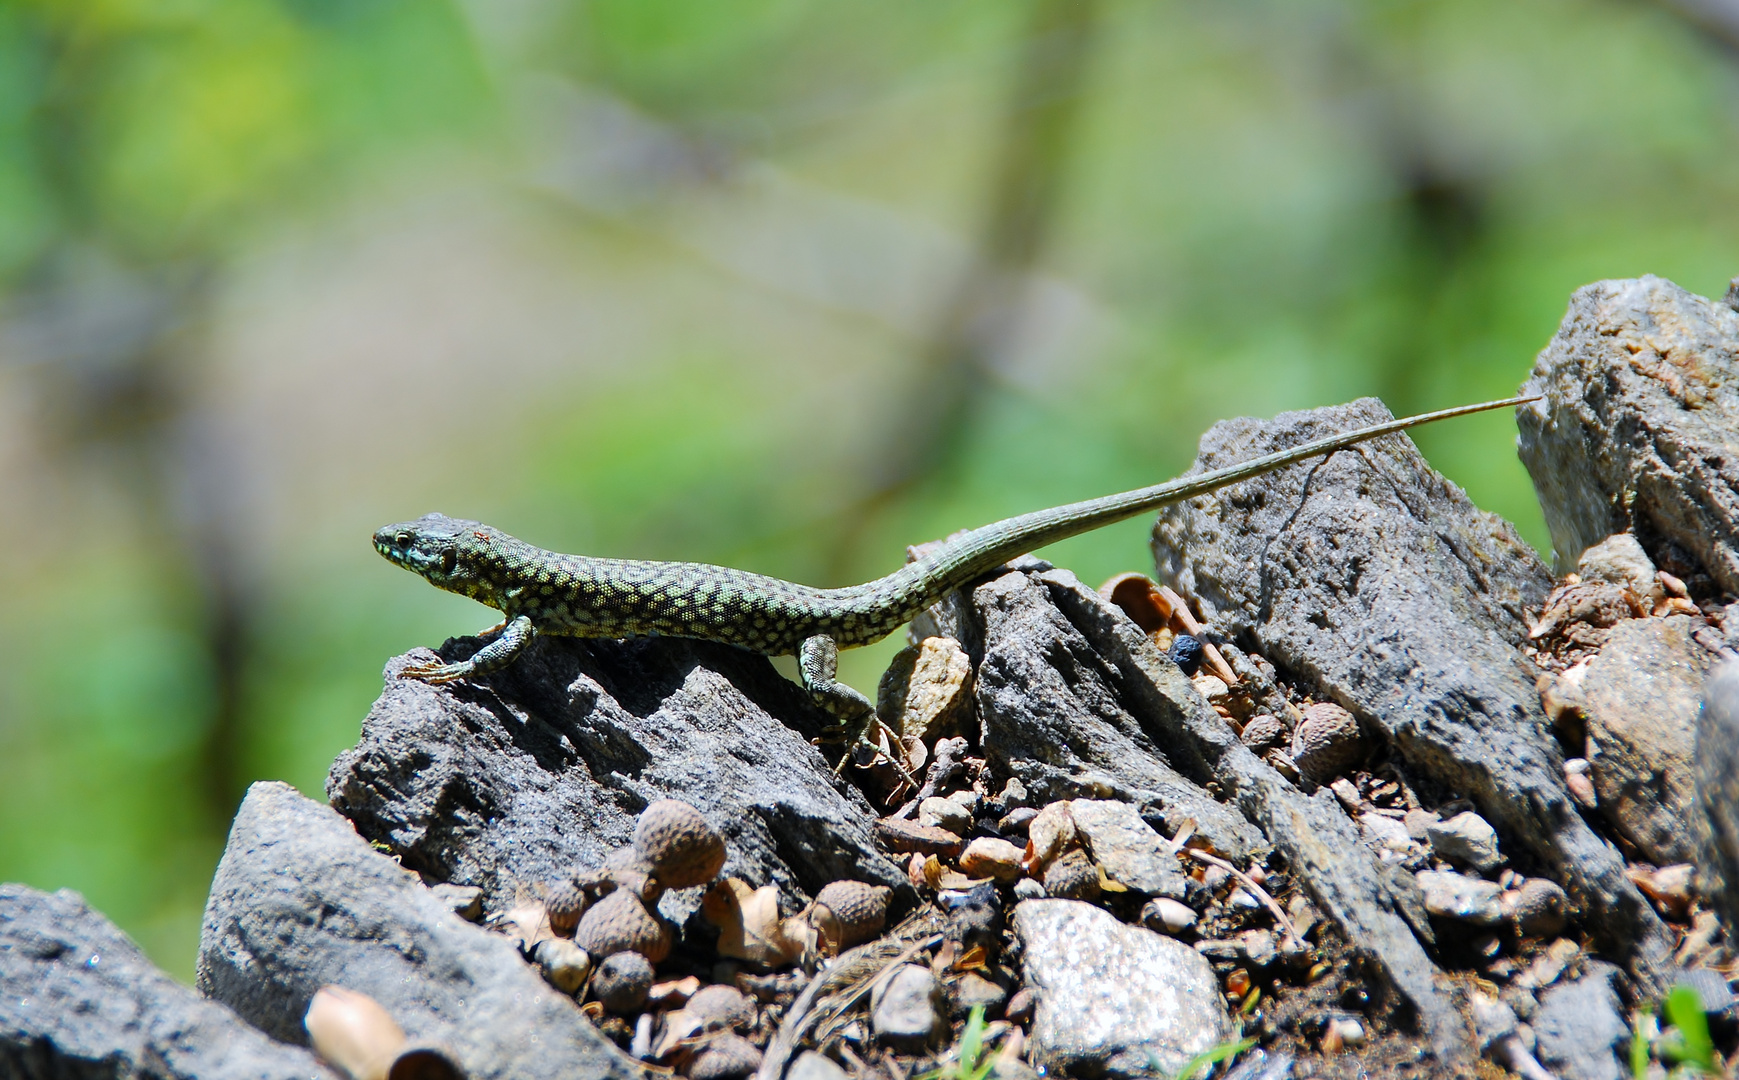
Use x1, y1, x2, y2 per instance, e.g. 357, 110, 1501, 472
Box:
916, 395, 1535, 587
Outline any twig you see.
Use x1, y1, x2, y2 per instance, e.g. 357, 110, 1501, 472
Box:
1181, 846, 1300, 948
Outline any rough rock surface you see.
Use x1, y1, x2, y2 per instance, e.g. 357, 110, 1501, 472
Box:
1579, 616, 1710, 865
1517, 275, 1739, 588
1, 883, 336, 1080
328, 638, 909, 913
1013, 899, 1227, 1077
1068, 798, 1187, 898
1532, 964, 1627, 1080
1152, 397, 1674, 990
197, 781, 639, 1080
1696, 660, 1739, 930
967, 567, 1475, 1059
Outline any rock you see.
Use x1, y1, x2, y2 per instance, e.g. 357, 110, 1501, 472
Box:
1042, 848, 1101, 901
1576, 533, 1660, 601
1403, 808, 1439, 841
1416, 870, 1505, 926
958, 837, 1025, 883
1005, 987, 1038, 1025
428, 882, 485, 922
1026, 802, 1077, 868
1516, 275, 1739, 590
328, 638, 909, 919
998, 806, 1039, 834
788, 1051, 850, 1080
1510, 879, 1570, 937
1153, 397, 1674, 991
1427, 811, 1504, 873
952, 971, 1010, 1019
0, 883, 338, 1080
1140, 897, 1198, 935
1565, 759, 1598, 809
1698, 660, 1739, 932
1330, 778, 1363, 814
1359, 812, 1412, 854
1533, 964, 1627, 1080
1289, 702, 1365, 784
198, 781, 638, 1079
873, 818, 963, 857
972, 567, 1476, 1060
878, 635, 974, 744
1013, 899, 1229, 1077
1013, 878, 1046, 901
1676, 968, 1735, 1015
686, 1033, 763, 1080
1069, 799, 1188, 898
1579, 616, 1710, 865
870, 965, 944, 1050
918, 797, 973, 835
533, 937, 592, 994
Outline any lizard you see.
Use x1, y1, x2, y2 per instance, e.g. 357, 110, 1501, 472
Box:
375, 396, 1528, 752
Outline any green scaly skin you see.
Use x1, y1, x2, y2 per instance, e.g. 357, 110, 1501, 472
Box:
375, 397, 1528, 745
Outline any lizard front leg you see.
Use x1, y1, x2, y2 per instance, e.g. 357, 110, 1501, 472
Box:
401, 615, 535, 685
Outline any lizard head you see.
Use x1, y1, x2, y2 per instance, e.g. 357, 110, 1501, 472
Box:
374, 513, 502, 604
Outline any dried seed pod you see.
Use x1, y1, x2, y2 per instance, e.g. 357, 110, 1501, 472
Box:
591, 950, 655, 1014
545, 879, 587, 938
1289, 702, 1365, 783
685, 1033, 764, 1080
634, 800, 728, 889
811, 881, 892, 949
684, 984, 756, 1032
575, 888, 672, 963
1238, 714, 1288, 754
1042, 847, 1100, 901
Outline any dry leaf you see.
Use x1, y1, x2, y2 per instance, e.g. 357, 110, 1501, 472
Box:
702, 878, 811, 967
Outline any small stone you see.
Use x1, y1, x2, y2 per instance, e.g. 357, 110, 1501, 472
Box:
1523, 939, 1579, 990
1675, 968, 1735, 1015
952, 971, 1010, 1019
787, 1052, 850, 1080
426, 883, 484, 922
960, 838, 1026, 883
878, 636, 974, 745
1576, 533, 1660, 600
919, 797, 974, 835
1026, 803, 1077, 868
1324, 1017, 1365, 1049
1510, 879, 1569, 937
1359, 812, 1412, 853
1416, 869, 1505, 925
1329, 779, 1363, 814
1013, 878, 1046, 901
686, 1033, 763, 1080
1564, 759, 1598, 809
575, 888, 672, 963
1069, 799, 1187, 898
685, 984, 756, 1032
532, 937, 592, 995
1042, 848, 1100, 901
946, 789, 981, 812
592, 951, 655, 1014
1014, 899, 1230, 1076
1533, 965, 1627, 1080
1191, 674, 1230, 702
1402, 808, 1439, 841
1140, 898, 1198, 935
1237, 929, 1277, 968
1427, 811, 1504, 873
634, 800, 728, 889
870, 965, 944, 1050
1626, 863, 1694, 920
1005, 986, 1038, 1025
1239, 715, 1288, 754
873, 818, 964, 857
811, 881, 893, 950
1289, 702, 1365, 783
999, 807, 1039, 835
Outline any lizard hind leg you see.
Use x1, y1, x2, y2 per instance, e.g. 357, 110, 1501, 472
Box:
797, 634, 916, 784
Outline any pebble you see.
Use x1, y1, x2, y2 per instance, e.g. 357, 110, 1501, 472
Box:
1427, 811, 1504, 873
1359, 812, 1413, 853
959, 837, 1026, 883
1518, 938, 1579, 990
1329, 779, 1363, 814
426, 883, 484, 922
1027, 803, 1077, 868
1564, 758, 1598, 809
532, 937, 592, 994
686, 1033, 763, 1080
592, 950, 655, 1014
1415, 869, 1505, 925
1013, 877, 1046, 901
1069, 799, 1187, 898
1013, 899, 1231, 1077
878, 636, 974, 745
1239, 714, 1288, 754
1191, 674, 1230, 703
1509, 878, 1569, 937
1140, 897, 1198, 935
1238, 929, 1277, 968
788, 1051, 850, 1080
1290, 702, 1365, 783
873, 818, 964, 857
1576, 533, 1660, 599
999, 806, 1039, 835
1675, 968, 1735, 1015
1006, 986, 1038, 1025
870, 965, 945, 1050
1322, 1017, 1365, 1051
1533, 965, 1628, 1080
952, 971, 1010, 1019
1402, 808, 1440, 841
919, 797, 974, 836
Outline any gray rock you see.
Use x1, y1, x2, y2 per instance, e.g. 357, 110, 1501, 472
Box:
1698, 661, 1739, 934
1359, 812, 1412, 854
1140, 897, 1198, 935
1416, 870, 1505, 926
329, 638, 909, 915
1580, 616, 1710, 865
951, 971, 1011, 1019
0, 883, 337, 1080
992, 568, 1475, 1060
1013, 899, 1228, 1077
1533, 964, 1627, 1080
197, 781, 638, 1079
918, 797, 973, 835
1576, 533, 1660, 600
787, 1051, 851, 1080
1153, 397, 1674, 992
1069, 799, 1187, 898
1675, 968, 1735, 1015
1517, 275, 1739, 589
869, 965, 944, 1050
1426, 811, 1503, 873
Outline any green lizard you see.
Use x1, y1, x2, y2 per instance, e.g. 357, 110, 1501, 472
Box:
376, 397, 1526, 744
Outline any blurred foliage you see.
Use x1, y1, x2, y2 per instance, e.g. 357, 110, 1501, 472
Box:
2, 0, 1738, 981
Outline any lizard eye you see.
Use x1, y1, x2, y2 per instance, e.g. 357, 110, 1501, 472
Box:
440, 548, 457, 574
394, 530, 414, 549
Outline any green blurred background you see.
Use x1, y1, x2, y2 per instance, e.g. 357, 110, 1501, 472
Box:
2, 0, 1737, 981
